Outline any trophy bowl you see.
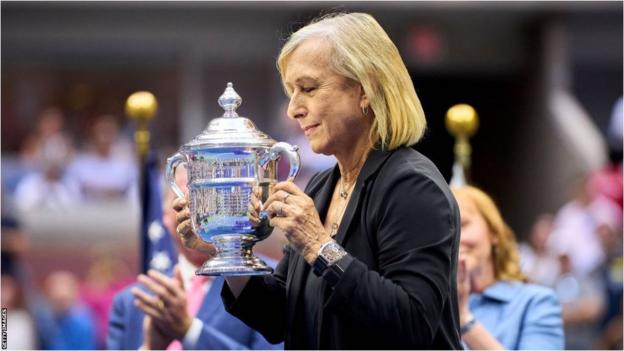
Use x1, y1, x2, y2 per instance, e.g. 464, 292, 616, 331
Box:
166, 82, 300, 276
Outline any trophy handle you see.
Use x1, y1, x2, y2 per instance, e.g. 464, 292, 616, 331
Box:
261, 142, 301, 181
166, 152, 186, 199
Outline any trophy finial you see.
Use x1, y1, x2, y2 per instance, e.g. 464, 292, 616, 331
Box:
218, 82, 242, 118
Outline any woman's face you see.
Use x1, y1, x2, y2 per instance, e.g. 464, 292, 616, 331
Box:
456, 192, 496, 272
283, 38, 370, 156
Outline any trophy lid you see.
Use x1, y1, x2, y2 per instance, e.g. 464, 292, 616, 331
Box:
183, 82, 276, 149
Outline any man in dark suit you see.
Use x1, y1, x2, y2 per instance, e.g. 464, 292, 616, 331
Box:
107, 167, 281, 350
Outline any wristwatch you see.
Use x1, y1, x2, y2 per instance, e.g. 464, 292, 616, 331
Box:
312, 240, 348, 285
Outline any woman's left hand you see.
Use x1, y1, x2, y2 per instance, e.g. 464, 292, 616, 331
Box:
263, 181, 330, 264
457, 258, 471, 322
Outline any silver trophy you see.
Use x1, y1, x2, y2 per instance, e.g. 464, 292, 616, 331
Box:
166, 82, 300, 276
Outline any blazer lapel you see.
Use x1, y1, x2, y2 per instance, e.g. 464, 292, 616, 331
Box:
334, 147, 394, 246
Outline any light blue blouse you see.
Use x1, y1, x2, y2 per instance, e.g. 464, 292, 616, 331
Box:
468, 281, 564, 350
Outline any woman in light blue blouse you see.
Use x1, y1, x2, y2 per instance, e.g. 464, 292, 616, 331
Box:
453, 186, 564, 350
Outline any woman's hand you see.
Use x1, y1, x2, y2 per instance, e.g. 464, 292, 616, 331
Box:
457, 257, 473, 325
247, 186, 263, 227
172, 196, 217, 256
263, 181, 330, 264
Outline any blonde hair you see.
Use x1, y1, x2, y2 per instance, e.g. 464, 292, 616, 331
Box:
277, 12, 426, 150
452, 186, 528, 282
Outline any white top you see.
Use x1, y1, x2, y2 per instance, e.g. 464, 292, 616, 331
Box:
65, 152, 137, 202
14, 173, 80, 211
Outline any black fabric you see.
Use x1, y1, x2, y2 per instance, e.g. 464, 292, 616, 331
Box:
301, 267, 324, 348
221, 147, 462, 349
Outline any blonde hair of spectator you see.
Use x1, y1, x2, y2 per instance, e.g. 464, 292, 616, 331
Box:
277, 12, 426, 150
452, 186, 528, 282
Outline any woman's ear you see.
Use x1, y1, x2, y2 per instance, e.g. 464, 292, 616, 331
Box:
359, 86, 369, 110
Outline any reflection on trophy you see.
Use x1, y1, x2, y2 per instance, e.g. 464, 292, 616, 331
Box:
166, 82, 300, 276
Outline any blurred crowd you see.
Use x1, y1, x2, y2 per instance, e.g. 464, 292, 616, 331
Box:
2, 216, 134, 349
7, 108, 137, 212
1, 97, 622, 349
2, 108, 138, 349
518, 97, 623, 349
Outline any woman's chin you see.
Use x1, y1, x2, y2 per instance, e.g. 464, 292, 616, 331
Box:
308, 141, 331, 155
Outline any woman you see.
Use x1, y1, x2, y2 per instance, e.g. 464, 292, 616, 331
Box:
174, 12, 462, 349
452, 185, 564, 349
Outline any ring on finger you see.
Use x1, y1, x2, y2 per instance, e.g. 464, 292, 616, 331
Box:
279, 205, 285, 217
156, 299, 165, 311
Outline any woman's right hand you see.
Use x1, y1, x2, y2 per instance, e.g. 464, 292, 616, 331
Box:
172, 197, 216, 255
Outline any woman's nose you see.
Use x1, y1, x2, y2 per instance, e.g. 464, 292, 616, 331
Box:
287, 94, 307, 120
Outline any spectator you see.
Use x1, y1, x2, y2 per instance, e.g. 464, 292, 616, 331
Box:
519, 214, 560, 287
81, 254, 134, 349
65, 114, 137, 202
42, 270, 97, 350
107, 166, 281, 350
22, 107, 74, 171
554, 253, 605, 349
14, 135, 79, 211
1, 274, 38, 350
548, 174, 620, 277
452, 185, 564, 350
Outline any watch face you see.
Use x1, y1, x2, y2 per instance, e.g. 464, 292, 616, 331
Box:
322, 243, 346, 263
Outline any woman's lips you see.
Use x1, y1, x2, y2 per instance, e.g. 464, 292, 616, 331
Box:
303, 123, 320, 136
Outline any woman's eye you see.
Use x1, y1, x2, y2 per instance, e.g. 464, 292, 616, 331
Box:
302, 86, 317, 93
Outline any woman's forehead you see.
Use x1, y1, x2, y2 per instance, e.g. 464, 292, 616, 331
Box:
284, 39, 332, 80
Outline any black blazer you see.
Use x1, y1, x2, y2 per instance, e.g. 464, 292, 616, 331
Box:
222, 147, 462, 349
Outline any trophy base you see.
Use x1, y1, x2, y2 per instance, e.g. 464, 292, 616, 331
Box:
196, 234, 274, 276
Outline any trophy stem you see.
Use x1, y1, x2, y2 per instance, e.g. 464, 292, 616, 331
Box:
196, 234, 273, 276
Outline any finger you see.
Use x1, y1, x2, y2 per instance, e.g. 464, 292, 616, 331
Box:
457, 259, 466, 282
264, 190, 297, 210
266, 202, 291, 218
273, 181, 306, 196
137, 274, 175, 305
172, 197, 188, 211
132, 288, 165, 318
134, 298, 165, 320
147, 270, 182, 296
175, 207, 190, 224
173, 265, 184, 290
249, 192, 262, 212
248, 201, 260, 217
248, 212, 261, 227
177, 219, 195, 239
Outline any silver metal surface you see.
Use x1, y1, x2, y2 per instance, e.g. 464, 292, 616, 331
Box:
166, 82, 301, 276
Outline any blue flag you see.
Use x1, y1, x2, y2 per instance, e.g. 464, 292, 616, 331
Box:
141, 153, 177, 274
